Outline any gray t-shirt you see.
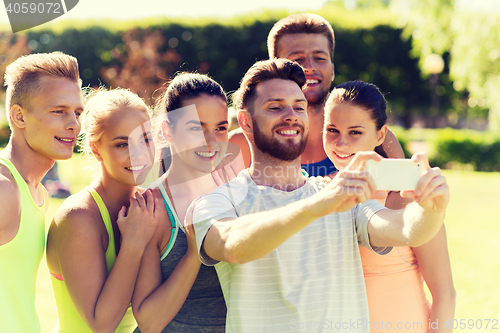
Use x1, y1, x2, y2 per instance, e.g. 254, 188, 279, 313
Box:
194, 170, 390, 333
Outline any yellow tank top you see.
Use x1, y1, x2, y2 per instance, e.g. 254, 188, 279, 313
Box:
0, 157, 46, 333
50, 188, 136, 333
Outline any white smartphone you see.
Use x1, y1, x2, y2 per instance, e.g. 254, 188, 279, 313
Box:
365, 158, 422, 191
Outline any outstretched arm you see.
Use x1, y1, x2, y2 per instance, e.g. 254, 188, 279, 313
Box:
200, 163, 384, 264
202, 200, 315, 264
413, 226, 456, 332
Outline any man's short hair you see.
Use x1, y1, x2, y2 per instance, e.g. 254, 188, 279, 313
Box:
4, 52, 81, 125
232, 58, 306, 113
267, 13, 335, 61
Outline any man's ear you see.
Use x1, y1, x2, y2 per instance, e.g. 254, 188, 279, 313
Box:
10, 104, 26, 129
331, 63, 335, 82
237, 110, 254, 141
238, 110, 253, 134
89, 141, 103, 162
162, 120, 173, 143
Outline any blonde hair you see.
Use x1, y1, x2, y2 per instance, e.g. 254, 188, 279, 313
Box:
79, 87, 150, 157
4, 52, 81, 125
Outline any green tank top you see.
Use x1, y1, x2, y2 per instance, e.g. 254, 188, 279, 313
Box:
0, 157, 46, 333
50, 188, 136, 333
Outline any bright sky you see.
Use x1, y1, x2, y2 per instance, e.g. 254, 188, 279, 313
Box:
0, 0, 497, 26
0, 0, 326, 24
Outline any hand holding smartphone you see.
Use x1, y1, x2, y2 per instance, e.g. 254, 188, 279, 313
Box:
365, 158, 422, 191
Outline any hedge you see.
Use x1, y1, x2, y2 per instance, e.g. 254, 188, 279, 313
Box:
18, 7, 462, 126
1, 123, 498, 171
391, 126, 500, 172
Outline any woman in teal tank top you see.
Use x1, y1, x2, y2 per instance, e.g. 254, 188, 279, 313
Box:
132, 73, 243, 332
45, 89, 159, 333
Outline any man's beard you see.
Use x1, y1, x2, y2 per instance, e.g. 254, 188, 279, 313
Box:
253, 120, 308, 161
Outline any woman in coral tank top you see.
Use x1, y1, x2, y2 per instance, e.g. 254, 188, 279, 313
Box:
323, 80, 456, 333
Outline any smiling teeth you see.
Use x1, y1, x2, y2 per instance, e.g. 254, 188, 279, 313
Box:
336, 153, 352, 158
196, 151, 216, 157
306, 79, 319, 84
126, 165, 145, 171
57, 137, 73, 142
278, 130, 298, 135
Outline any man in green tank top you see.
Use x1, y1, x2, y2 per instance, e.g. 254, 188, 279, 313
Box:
0, 52, 84, 332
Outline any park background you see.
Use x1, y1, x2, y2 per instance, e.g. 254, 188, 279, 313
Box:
0, 0, 499, 331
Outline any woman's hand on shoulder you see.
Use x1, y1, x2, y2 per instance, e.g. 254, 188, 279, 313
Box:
118, 190, 159, 251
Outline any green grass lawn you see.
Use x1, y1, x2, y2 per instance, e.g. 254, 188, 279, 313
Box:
443, 171, 500, 330
35, 158, 500, 332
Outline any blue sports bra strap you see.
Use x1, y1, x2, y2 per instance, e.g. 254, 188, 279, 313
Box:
158, 183, 180, 260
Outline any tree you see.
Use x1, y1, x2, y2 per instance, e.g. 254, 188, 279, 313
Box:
0, 33, 30, 106
100, 28, 179, 106
449, 11, 500, 130
392, 0, 454, 69
0, 32, 30, 143
392, 0, 500, 130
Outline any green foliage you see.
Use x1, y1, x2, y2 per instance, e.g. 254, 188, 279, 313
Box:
394, 0, 454, 68
25, 27, 123, 88
11, 4, 474, 126
26, 20, 449, 123
431, 129, 500, 172
391, 126, 500, 171
332, 25, 430, 125
92, 21, 275, 104
449, 11, 500, 130
392, 0, 500, 129
319, 1, 397, 30
0, 122, 10, 147
23, 1, 396, 33
0, 32, 31, 109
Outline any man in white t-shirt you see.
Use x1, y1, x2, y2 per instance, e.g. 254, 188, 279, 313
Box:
193, 58, 449, 333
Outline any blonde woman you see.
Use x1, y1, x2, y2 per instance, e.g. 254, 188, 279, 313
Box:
46, 89, 158, 333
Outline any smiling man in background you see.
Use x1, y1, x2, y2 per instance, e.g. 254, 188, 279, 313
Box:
229, 13, 405, 176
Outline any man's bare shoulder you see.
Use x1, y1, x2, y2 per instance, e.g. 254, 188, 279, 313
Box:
228, 128, 246, 142
228, 128, 251, 167
0, 165, 22, 244
0, 164, 20, 194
